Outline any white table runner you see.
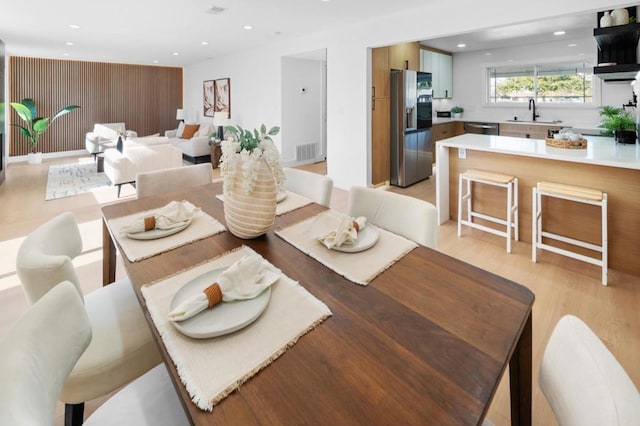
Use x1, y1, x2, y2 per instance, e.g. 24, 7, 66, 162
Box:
141, 246, 332, 411
108, 208, 225, 262
275, 210, 418, 285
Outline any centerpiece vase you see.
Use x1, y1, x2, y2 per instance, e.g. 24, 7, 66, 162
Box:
223, 157, 277, 239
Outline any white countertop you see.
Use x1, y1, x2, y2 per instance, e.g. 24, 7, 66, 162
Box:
437, 133, 640, 170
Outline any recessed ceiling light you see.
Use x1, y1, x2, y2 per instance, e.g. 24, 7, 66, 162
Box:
63, 53, 69, 57
68, 24, 80, 29
554, 31, 566, 36
243, 25, 253, 30
153, 60, 159, 64
568, 43, 577, 47
65, 42, 74, 46
321, 0, 330, 2
172, 52, 179, 56
457, 43, 466, 48
485, 52, 492, 56
201, 41, 209, 45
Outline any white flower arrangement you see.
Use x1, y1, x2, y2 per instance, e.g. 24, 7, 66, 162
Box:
220, 125, 285, 195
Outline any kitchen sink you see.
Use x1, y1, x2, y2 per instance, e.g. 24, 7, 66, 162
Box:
506, 119, 563, 124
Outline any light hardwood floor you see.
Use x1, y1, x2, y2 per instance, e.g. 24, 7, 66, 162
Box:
1, 156, 639, 425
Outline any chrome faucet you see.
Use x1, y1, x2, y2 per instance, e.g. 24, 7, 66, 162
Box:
528, 98, 539, 122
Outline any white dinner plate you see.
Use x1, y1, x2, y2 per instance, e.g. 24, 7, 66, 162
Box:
331, 226, 380, 253
277, 190, 287, 203
169, 268, 271, 339
127, 220, 191, 240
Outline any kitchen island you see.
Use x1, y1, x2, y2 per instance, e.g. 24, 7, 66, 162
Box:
436, 134, 640, 277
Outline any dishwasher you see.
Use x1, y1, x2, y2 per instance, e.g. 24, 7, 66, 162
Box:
464, 122, 500, 135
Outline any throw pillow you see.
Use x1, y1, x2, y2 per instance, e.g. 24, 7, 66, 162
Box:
181, 124, 200, 139
195, 123, 214, 138
176, 121, 186, 138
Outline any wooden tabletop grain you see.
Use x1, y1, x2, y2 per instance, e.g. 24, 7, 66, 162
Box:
101, 182, 534, 425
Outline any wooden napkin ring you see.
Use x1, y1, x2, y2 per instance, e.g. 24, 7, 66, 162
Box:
352, 221, 360, 232
203, 283, 223, 308
143, 216, 156, 231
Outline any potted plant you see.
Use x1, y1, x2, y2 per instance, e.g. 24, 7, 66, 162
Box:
451, 106, 464, 118
220, 124, 285, 238
598, 105, 637, 144
10, 98, 80, 164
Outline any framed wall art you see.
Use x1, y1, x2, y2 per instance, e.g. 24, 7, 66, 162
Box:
213, 78, 231, 117
203, 80, 215, 117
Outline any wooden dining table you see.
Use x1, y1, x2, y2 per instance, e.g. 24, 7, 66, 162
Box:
101, 182, 534, 425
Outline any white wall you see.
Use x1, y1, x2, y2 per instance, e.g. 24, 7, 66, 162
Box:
184, 0, 632, 190
437, 35, 633, 131
281, 57, 324, 165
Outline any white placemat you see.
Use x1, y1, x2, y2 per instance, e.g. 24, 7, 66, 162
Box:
216, 190, 313, 216
141, 246, 332, 411
275, 210, 418, 285
109, 208, 226, 262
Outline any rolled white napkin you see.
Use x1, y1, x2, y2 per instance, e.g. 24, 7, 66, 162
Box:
168, 253, 280, 322
317, 216, 367, 249
120, 200, 201, 235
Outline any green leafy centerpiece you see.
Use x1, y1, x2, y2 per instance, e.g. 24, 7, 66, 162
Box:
598, 105, 637, 144
220, 124, 285, 239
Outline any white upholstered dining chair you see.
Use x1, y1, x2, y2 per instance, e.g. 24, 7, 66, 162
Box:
347, 186, 438, 249
539, 315, 640, 425
0, 281, 188, 426
136, 163, 213, 199
16, 212, 162, 425
283, 167, 333, 207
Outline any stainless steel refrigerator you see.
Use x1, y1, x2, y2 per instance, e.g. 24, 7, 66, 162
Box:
390, 69, 432, 187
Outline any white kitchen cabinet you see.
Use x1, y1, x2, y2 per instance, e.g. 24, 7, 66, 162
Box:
420, 49, 452, 99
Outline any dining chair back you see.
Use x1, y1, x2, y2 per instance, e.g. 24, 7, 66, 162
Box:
0, 281, 188, 426
539, 315, 640, 425
136, 163, 213, 199
347, 186, 438, 249
15, 212, 162, 425
283, 167, 333, 207
0, 281, 91, 426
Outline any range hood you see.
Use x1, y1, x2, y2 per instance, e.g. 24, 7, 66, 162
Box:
594, 63, 640, 82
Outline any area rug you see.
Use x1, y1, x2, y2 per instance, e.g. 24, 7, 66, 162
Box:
45, 162, 111, 200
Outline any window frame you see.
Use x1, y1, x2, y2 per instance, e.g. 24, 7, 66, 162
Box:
482, 57, 601, 109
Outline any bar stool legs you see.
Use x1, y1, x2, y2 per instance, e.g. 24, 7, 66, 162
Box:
532, 182, 608, 286
457, 170, 519, 253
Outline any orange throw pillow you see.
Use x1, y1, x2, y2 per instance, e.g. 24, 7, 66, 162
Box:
181, 124, 200, 139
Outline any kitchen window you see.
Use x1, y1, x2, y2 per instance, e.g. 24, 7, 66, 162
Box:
487, 61, 593, 104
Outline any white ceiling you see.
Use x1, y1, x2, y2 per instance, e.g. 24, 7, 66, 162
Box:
421, 12, 596, 53
0, 2, 604, 66
0, 0, 428, 66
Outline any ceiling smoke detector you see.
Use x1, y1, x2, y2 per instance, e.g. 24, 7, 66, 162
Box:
207, 5, 226, 14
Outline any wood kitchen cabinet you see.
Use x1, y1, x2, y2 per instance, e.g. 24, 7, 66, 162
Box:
499, 122, 562, 139
389, 42, 420, 71
432, 121, 463, 163
372, 98, 390, 185
421, 48, 453, 98
372, 46, 391, 185
372, 47, 390, 99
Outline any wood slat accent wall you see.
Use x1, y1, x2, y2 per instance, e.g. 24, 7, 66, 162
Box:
8, 57, 183, 156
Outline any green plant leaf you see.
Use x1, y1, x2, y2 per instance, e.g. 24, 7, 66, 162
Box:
22, 98, 36, 118
51, 105, 80, 122
268, 126, 280, 136
260, 124, 266, 134
10, 103, 32, 122
33, 117, 50, 133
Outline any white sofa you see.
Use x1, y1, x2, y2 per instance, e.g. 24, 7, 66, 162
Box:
103, 144, 182, 197
85, 123, 137, 158
165, 122, 215, 164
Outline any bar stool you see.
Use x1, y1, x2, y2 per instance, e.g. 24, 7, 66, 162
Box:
532, 182, 608, 286
457, 169, 519, 253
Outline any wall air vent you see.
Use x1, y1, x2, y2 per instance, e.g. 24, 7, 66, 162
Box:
207, 6, 226, 14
